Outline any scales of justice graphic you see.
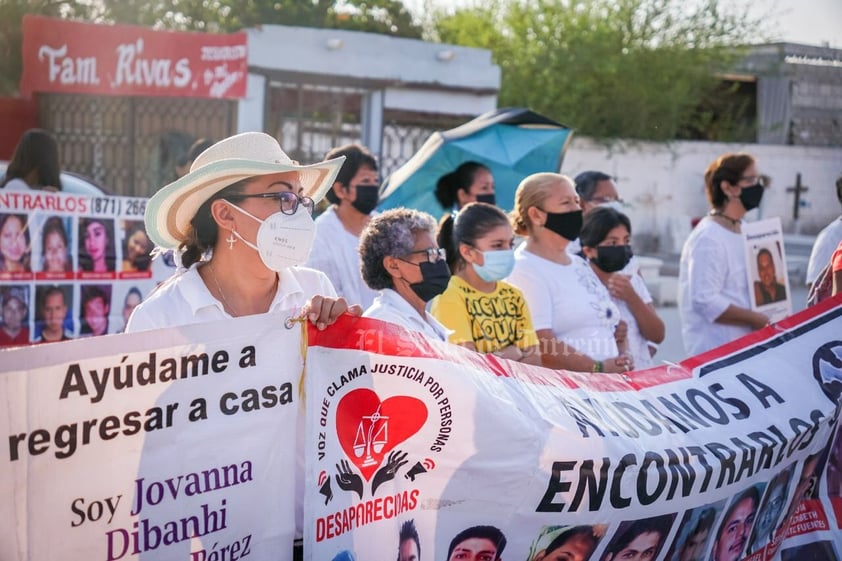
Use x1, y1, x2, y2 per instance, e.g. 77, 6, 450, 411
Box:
353, 404, 389, 467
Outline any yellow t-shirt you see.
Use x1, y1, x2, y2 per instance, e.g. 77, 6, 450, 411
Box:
431, 275, 539, 354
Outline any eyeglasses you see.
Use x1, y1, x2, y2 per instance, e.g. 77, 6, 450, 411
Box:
740, 175, 767, 187
401, 247, 446, 264
227, 191, 315, 215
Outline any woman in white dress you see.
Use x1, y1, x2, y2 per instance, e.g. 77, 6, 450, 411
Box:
506, 172, 632, 374
305, 144, 380, 309
678, 152, 770, 355
580, 206, 665, 370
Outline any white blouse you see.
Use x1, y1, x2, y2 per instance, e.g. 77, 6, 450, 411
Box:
678, 217, 752, 356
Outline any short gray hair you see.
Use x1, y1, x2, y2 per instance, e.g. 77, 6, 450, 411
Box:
359, 208, 437, 290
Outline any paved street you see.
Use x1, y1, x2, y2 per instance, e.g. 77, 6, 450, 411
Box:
652, 285, 810, 365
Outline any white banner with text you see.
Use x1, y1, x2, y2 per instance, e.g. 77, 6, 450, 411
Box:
0, 313, 300, 560
304, 298, 842, 561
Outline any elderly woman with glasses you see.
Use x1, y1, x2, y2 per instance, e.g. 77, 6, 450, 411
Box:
359, 208, 450, 340
678, 152, 771, 356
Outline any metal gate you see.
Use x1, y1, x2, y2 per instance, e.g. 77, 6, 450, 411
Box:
381, 110, 466, 177
38, 93, 236, 197
265, 83, 363, 165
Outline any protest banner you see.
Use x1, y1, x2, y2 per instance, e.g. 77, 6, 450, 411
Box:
0, 313, 301, 560
304, 296, 842, 561
0, 189, 172, 346
3, 295, 842, 560
743, 218, 792, 323
19, 15, 247, 99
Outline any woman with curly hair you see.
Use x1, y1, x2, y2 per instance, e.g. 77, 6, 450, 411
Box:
359, 207, 450, 340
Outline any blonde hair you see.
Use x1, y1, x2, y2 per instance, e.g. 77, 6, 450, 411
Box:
511, 172, 575, 236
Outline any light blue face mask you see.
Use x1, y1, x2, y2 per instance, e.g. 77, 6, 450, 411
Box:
472, 248, 515, 282
598, 200, 626, 212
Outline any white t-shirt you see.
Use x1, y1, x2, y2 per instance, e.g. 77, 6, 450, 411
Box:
305, 207, 377, 309
364, 288, 449, 341
126, 262, 336, 542
678, 217, 752, 356
506, 246, 620, 361
614, 273, 656, 369
806, 216, 842, 285
2, 178, 32, 191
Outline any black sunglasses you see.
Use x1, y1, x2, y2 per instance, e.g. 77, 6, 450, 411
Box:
227, 191, 315, 215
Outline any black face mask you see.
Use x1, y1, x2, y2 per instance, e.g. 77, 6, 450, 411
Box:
591, 245, 633, 273
475, 193, 496, 206
408, 260, 451, 302
350, 184, 380, 215
543, 209, 583, 241
739, 183, 764, 211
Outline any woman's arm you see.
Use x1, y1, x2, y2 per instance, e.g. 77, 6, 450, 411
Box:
536, 329, 630, 373
687, 237, 765, 330
715, 305, 768, 330
491, 343, 542, 366
606, 273, 665, 343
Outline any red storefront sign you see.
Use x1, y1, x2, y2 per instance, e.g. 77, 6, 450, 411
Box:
20, 15, 248, 99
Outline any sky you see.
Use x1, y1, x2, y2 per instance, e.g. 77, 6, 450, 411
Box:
756, 0, 842, 48
408, 0, 842, 49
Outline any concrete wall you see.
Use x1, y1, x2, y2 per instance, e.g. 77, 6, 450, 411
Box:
561, 138, 842, 254
246, 25, 500, 92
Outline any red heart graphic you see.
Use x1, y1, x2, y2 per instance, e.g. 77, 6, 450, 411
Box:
335, 388, 428, 481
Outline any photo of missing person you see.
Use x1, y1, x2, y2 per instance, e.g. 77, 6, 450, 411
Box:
37, 215, 72, 274
527, 524, 607, 561
747, 464, 794, 554
775, 450, 825, 540
397, 519, 420, 561
121, 220, 154, 273
825, 426, 842, 501
0, 285, 30, 347
447, 525, 507, 561
113, 285, 143, 333
34, 284, 74, 343
752, 243, 787, 306
710, 485, 763, 561
600, 514, 675, 561
79, 284, 112, 337
665, 501, 726, 561
78, 217, 116, 273
0, 213, 32, 274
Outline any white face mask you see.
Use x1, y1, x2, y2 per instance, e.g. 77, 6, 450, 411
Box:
598, 200, 626, 212
225, 202, 316, 272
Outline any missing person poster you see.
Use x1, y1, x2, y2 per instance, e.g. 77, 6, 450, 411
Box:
304, 298, 842, 561
0, 190, 175, 347
743, 217, 792, 323
0, 313, 301, 560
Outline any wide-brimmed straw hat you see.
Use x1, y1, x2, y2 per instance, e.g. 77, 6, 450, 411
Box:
145, 132, 345, 249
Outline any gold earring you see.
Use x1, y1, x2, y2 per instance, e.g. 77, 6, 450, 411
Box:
226, 230, 237, 250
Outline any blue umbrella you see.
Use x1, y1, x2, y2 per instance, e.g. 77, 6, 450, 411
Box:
378, 107, 573, 215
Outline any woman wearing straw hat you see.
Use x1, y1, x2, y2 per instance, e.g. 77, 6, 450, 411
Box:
125, 132, 360, 559
126, 131, 360, 332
